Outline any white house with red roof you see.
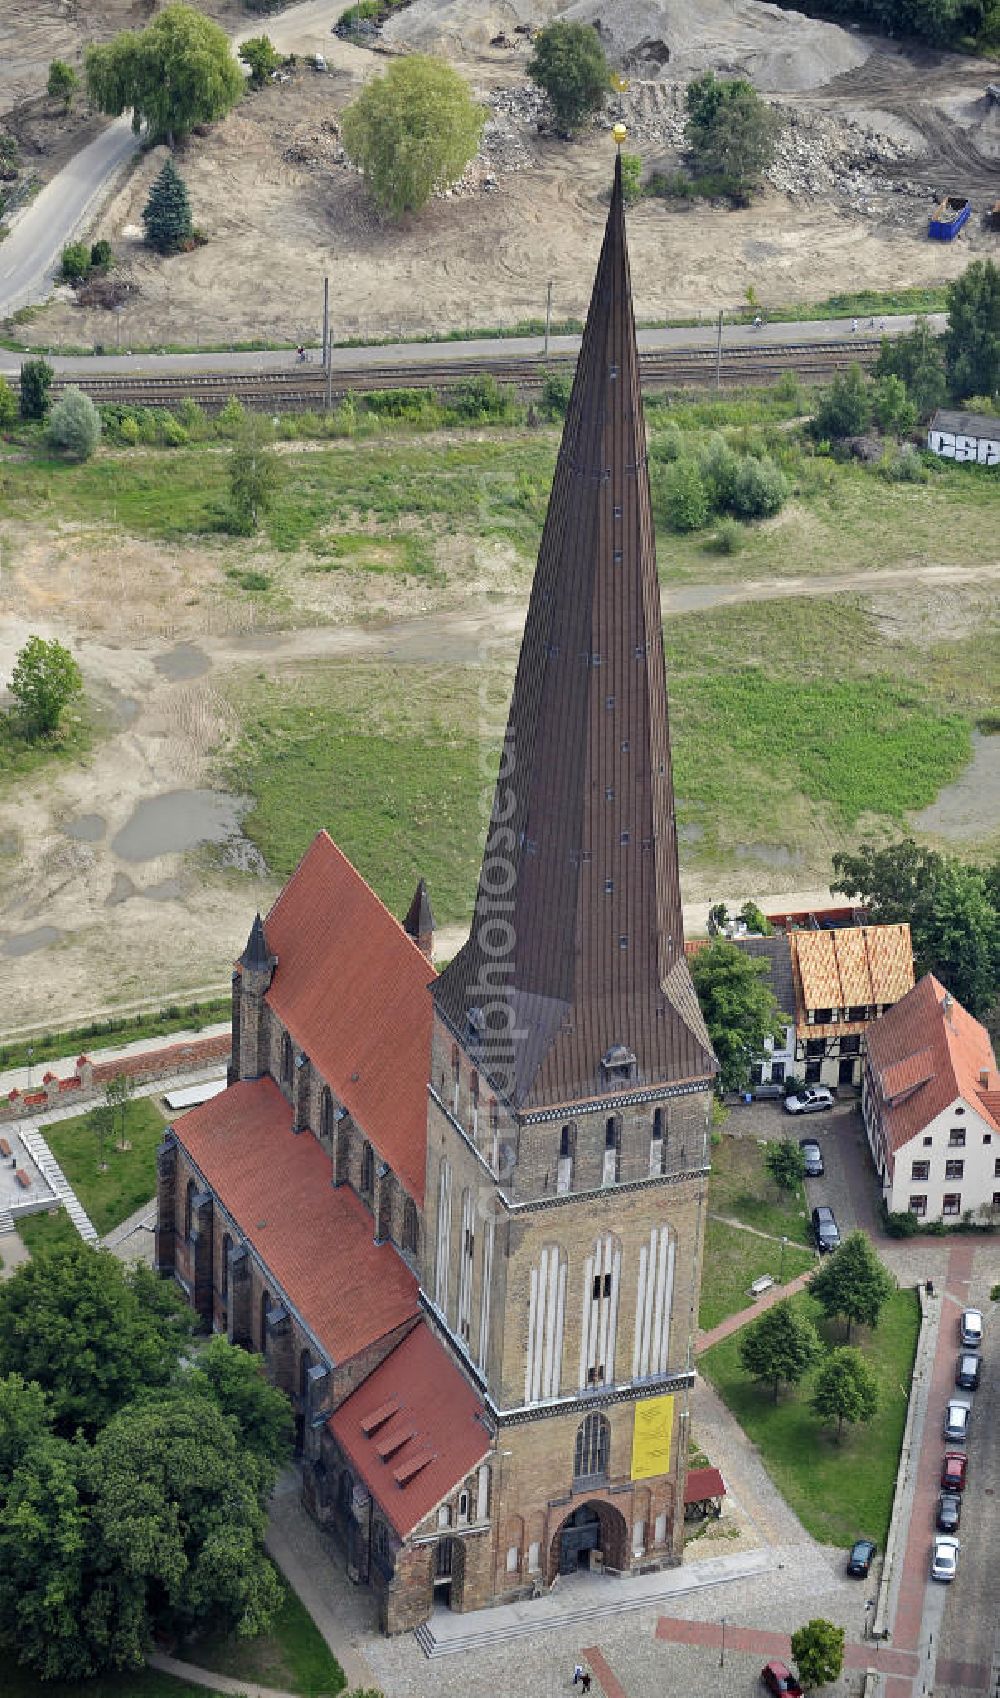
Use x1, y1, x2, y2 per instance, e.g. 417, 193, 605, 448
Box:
863, 973, 1000, 1224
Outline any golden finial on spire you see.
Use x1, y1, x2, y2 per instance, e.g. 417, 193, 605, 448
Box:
613, 121, 627, 147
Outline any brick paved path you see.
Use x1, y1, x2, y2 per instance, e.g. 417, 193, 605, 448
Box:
698, 1265, 815, 1352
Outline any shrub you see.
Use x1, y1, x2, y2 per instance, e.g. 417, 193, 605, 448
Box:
708, 517, 743, 554
60, 241, 92, 281
90, 239, 113, 271
341, 56, 485, 218
528, 21, 610, 132
159, 412, 188, 446
879, 443, 928, 484
620, 152, 641, 205
48, 386, 102, 459
699, 433, 739, 509
662, 459, 709, 532
812, 364, 872, 439
883, 1207, 921, 1238
0, 375, 16, 428
539, 371, 572, 420
443, 374, 517, 423
215, 396, 247, 437
19, 357, 55, 420
729, 454, 789, 519
175, 397, 208, 436
47, 60, 79, 108
650, 423, 683, 462
239, 35, 281, 87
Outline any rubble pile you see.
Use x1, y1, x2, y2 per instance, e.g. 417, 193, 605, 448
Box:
767, 106, 927, 211
439, 86, 542, 199
282, 118, 343, 170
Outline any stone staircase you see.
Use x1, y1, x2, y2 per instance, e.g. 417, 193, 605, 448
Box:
17, 1128, 99, 1244
0, 1206, 14, 1236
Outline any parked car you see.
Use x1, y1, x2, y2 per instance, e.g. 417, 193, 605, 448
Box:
959, 1307, 984, 1348
943, 1398, 972, 1443
798, 1138, 825, 1177
956, 1352, 981, 1390
811, 1204, 841, 1253
847, 1537, 877, 1577
931, 1534, 960, 1582
785, 1087, 834, 1115
937, 1492, 962, 1533
941, 1451, 968, 1492
761, 1660, 804, 1698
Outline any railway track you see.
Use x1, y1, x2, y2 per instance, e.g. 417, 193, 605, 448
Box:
48, 339, 882, 410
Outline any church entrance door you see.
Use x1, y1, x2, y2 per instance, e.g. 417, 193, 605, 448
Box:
558, 1505, 601, 1575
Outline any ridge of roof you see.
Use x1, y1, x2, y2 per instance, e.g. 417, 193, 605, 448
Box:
867, 973, 1000, 1154
432, 154, 714, 1108
261, 832, 434, 1203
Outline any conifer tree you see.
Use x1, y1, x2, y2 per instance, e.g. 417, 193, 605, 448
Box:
142, 158, 193, 255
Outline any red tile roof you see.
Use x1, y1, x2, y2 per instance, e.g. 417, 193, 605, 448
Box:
866, 974, 1000, 1160
684, 1466, 726, 1504
789, 925, 913, 1028
330, 1322, 491, 1538
174, 1077, 419, 1361
261, 832, 434, 1205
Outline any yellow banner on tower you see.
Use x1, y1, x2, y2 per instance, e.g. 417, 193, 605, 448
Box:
630, 1394, 674, 1480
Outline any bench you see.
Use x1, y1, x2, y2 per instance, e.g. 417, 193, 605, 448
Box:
0, 1138, 10, 1159
749, 1275, 775, 1298
14, 1168, 31, 1189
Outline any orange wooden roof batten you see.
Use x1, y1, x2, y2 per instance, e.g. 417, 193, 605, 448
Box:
260, 831, 435, 1204
433, 155, 714, 1110
174, 1077, 420, 1361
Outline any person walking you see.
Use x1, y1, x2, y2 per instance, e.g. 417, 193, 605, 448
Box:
580, 1675, 592, 1693
573, 1665, 584, 1686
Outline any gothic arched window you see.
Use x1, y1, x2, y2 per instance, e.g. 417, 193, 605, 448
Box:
573, 1412, 610, 1483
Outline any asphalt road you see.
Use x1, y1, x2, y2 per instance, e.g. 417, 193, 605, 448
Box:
934, 1295, 999, 1695
0, 117, 141, 318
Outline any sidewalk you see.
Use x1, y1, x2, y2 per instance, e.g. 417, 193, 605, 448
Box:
0, 1021, 230, 1097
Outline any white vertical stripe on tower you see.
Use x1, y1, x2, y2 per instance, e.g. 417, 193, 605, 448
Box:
606, 1242, 621, 1383
525, 1263, 539, 1404
579, 1252, 595, 1390
542, 1244, 560, 1398
657, 1233, 675, 1374
434, 1160, 451, 1312
651, 1225, 668, 1377
641, 1227, 658, 1375
551, 1258, 567, 1399
478, 1217, 494, 1372
632, 1242, 649, 1379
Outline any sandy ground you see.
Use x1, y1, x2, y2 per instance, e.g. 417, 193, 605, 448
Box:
2, 531, 998, 1032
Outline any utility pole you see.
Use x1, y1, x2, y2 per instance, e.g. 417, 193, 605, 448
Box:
325, 330, 333, 414
716, 308, 723, 390
322, 276, 331, 413
544, 280, 553, 358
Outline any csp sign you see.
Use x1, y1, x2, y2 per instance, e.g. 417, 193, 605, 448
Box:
630, 1393, 674, 1480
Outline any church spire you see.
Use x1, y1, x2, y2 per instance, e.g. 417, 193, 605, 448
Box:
434, 153, 714, 1109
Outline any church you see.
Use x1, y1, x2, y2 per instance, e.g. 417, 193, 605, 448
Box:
156, 152, 717, 1633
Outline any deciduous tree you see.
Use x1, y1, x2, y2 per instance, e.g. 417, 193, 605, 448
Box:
0, 375, 16, 429
765, 1139, 806, 1195
684, 72, 780, 197
810, 1231, 895, 1340
0, 1244, 188, 1437
7, 634, 83, 739
239, 35, 281, 88
341, 56, 485, 218
690, 939, 789, 1094
738, 1298, 823, 1402
104, 1071, 135, 1151
48, 385, 102, 460
19, 356, 54, 420
528, 21, 610, 132
812, 363, 871, 439
0, 1373, 50, 1487
227, 422, 280, 533
811, 1346, 879, 1438
85, 2, 244, 143
187, 1334, 293, 1488
875, 316, 946, 418
873, 373, 917, 439
47, 60, 79, 110
945, 258, 1000, 402
791, 1618, 845, 1689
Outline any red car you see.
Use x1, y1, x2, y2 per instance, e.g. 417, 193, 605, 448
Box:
762, 1661, 804, 1698
941, 1451, 968, 1492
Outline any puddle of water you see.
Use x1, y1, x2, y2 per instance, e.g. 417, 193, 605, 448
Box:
111, 789, 245, 863
0, 830, 19, 858
3, 926, 64, 957
910, 731, 1000, 842
106, 872, 136, 907
733, 842, 802, 868
153, 642, 210, 682
62, 813, 107, 844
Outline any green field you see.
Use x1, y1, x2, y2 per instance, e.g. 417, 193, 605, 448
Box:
699, 1217, 815, 1331
0, 998, 231, 1074
6, 1667, 212, 1698
183, 1575, 345, 1697
700, 1287, 920, 1547
40, 1097, 168, 1234
15, 1207, 82, 1256
708, 1134, 813, 1246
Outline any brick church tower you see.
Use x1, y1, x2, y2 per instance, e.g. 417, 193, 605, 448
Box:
423, 152, 717, 1601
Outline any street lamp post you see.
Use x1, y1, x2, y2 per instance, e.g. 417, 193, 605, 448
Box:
780, 1234, 788, 1283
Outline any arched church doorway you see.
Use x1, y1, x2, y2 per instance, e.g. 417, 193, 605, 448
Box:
550, 1501, 628, 1579
433, 1535, 464, 1609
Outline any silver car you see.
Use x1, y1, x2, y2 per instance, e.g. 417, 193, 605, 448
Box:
784, 1087, 834, 1115
943, 1398, 972, 1443
931, 1534, 960, 1582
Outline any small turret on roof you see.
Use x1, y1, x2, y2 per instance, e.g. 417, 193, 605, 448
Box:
240, 912, 277, 984
403, 879, 435, 962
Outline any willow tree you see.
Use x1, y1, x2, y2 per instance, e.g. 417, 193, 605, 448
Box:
342, 56, 485, 218
85, 2, 243, 144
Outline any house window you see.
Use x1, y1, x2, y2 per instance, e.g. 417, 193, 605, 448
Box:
840, 1035, 861, 1056
848, 1006, 869, 1022
923, 1136, 933, 1147
457, 1490, 469, 1526
557, 1122, 575, 1193
994, 1158, 1000, 1178
649, 1107, 666, 1177
490, 1099, 499, 1172
945, 1159, 964, 1180
910, 1161, 930, 1182
750, 1064, 763, 1085
993, 1193, 1000, 1212
806, 1038, 825, 1058
437, 1539, 455, 1579
805, 1060, 822, 1084
506, 1546, 519, 1575
476, 1464, 490, 1521
220, 1232, 232, 1298
573, 1412, 610, 1483
438, 1504, 451, 1529
457, 1190, 475, 1343
949, 1128, 966, 1147
813, 1008, 832, 1024
451, 1045, 460, 1114
361, 1141, 375, 1198
983, 1133, 992, 1144
771, 1062, 785, 1084
470, 1070, 479, 1139
943, 1193, 962, 1216
909, 1195, 927, 1218
372, 1520, 392, 1579
338, 1469, 354, 1516
320, 1088, 334, 1142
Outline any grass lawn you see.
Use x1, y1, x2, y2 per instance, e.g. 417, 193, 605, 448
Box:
183, 1573, 345, 1697
15, 1207, 83, 1256
699, 1217, 815, 1331
6, 1667, 211, 1698
708, 1133, 812, 1245
700, 1287, 920, 1547
40, 1097, 168, 1235
0, 996, 231, 1074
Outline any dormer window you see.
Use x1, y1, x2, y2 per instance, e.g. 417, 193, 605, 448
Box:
467, 1006, 485, 1043
601, 1044, 636, 1085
